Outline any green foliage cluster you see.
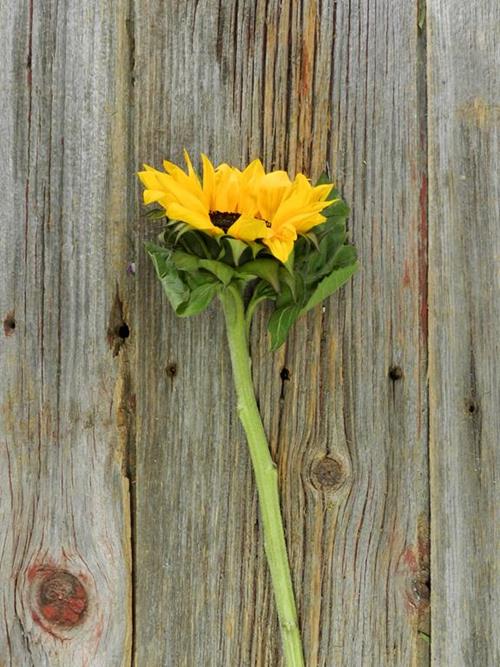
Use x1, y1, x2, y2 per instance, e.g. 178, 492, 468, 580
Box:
145, 179, 358, 349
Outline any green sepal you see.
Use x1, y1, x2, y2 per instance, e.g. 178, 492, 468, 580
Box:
315, 171, 331, 186
247, 241, 265, 258
237, 259, 281, 293
145, 208, 167, 220
223, 238, 249, 265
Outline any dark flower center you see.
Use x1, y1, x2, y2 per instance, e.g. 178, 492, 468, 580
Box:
209, 211, 240, 231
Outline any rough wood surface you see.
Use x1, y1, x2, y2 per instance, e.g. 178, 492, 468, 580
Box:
427, 1, 500, 664
0, 1, 133, 665
1, 0, 498, 666
133, 1, 429, 665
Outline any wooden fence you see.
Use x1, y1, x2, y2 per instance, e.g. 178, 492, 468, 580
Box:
0, 1, 498, 665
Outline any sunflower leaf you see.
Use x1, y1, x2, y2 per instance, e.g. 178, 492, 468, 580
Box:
237, 259, 281, 293
145, 242, 190, 310
302, 262, 359, 315
331, 244, 358, 269
268, 303, 303, 351
197, 259, 236, 285
176, 282, 219, 317
171, 251, 200, 272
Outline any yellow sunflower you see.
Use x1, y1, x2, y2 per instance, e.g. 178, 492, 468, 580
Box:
138, 152, 335, 262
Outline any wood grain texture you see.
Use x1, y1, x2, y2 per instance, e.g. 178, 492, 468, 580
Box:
1, 0, 497, 665
427, 0, 500, 664
133, 1, 429, 665
0, 1, 134, 664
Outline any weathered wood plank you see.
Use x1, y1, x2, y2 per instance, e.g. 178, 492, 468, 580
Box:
427, 1, 500, 664
133, 1, 429, 665
0, 1, 133, 664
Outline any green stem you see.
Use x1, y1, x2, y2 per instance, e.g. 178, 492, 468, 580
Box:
220, 285, 305, 667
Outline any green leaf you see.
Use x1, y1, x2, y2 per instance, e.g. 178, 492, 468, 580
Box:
198, 259, 236, 285
145, 208, 167, 220
223, 238, 249, 265
323, 197, 350, 219
303, 231, 320, 250
302, 262, 359, 314
331, 244, 357, 269
303, 223, 351, 283
315, 171, 332, 186
171, 251, 200, 272
268, 303, 303, 350
145, 242, 189, 310
237, 259, 281, 292
277, 267, 305, 304
177, 282, 219, 317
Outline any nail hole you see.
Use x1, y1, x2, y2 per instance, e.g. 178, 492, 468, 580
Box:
107, 291, 129, 356
166, 363, 177, 378
117, 323, 129, 339
388, 365, 403, 381
465, 399, 478, 415
3, 312, 16, 336
280, 367, 290, 381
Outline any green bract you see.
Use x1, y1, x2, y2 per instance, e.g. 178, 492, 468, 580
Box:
145, 176, 358, 350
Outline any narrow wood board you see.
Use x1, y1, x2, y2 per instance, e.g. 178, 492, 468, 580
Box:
427, 0, 500, 664
0, 2, 134, 664
133, 1, 429, 665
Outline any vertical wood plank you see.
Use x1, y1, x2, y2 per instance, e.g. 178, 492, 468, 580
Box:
427, 0, 499, 664
133, 1, 429, 666
0, 1, 134, 664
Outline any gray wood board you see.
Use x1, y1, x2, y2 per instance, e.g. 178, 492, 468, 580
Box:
2, 0, 498, 665
0, 1, 133, 665
427, 0, 500, 664
133, 1, 429, 665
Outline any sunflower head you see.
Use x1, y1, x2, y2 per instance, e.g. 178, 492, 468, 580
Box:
139, 153, 357, 348
138, 151, 335, 263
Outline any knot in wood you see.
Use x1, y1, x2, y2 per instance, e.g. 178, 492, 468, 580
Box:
310, 456, 348, 492
38, 570, 88, 628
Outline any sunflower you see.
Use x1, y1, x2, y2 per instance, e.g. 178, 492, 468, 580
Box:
138, 152, 335, 263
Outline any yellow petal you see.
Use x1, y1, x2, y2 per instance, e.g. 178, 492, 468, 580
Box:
263, 237, 295, 263
227, 216, 273, 241
143, 189, 169, 205
313, 183, 334, 201
138, 170, 162, 190
183, 149, 196, 177
257, 171, 292, 221
158, 178, 208, 216
292, 213, 326, 233
201, 153, 216, 209
241, 159, 265, 183
165, 202, 216, 231
163, 159, 185, 175
214, 165, 240, 212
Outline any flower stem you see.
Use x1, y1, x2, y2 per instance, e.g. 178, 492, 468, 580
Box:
220, 285, 305, 667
